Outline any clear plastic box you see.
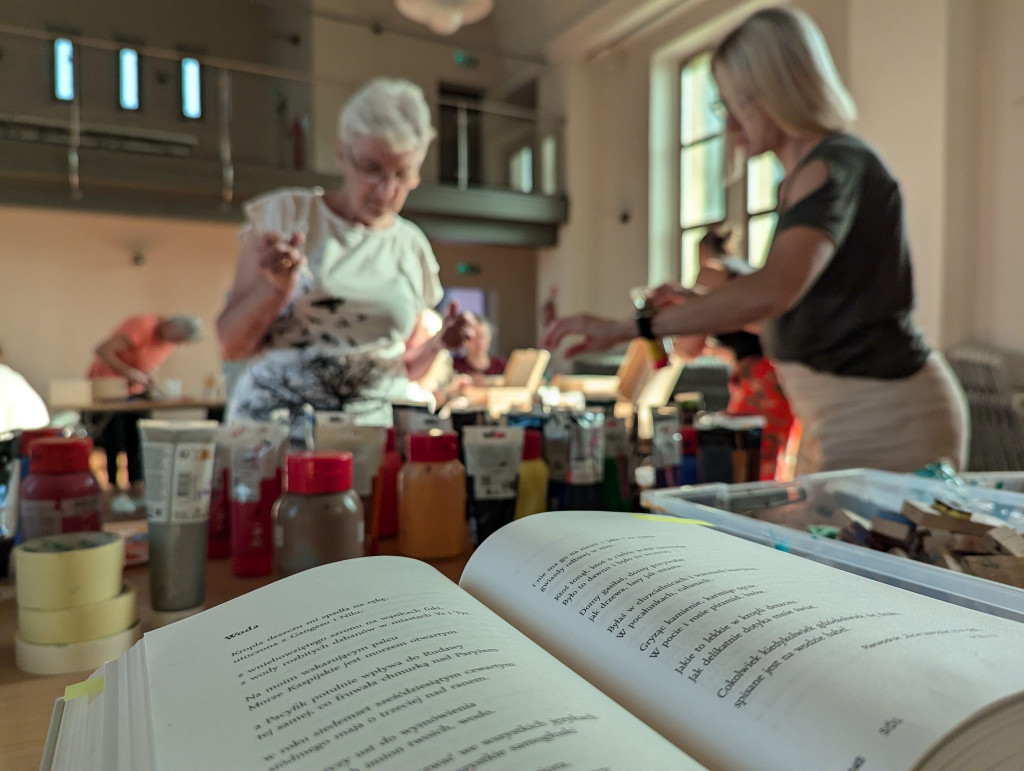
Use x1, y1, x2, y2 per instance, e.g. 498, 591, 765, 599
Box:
961, 471, 1024, 493
642, 469, 1024, 622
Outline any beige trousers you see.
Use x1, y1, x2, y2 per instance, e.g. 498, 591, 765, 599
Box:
774, 353, 970, 476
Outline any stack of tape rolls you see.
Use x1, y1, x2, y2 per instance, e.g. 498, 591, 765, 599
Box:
14, 531, 141, 675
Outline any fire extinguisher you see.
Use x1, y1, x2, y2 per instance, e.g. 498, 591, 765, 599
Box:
289, 117, 307, 171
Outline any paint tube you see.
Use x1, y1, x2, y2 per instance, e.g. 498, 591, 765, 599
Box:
138, 419, 218, 611
462, 426, 524, 546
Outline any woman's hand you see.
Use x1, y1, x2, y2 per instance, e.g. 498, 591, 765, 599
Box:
542, 315, 634, 358
126, 368, 152, 388
439, 303, 476, 351
647, 282, 700, 309
257, 231, 306, 294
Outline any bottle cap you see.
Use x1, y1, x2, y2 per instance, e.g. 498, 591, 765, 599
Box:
30, 438, 92, 474
522, 430, 543, 461
20, 428, 62, 458
285, 452, 353, 494
407, 432, 458, 463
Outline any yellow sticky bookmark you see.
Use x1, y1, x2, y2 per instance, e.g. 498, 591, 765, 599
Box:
64, 677, 104, 703
631, 513, 713, 527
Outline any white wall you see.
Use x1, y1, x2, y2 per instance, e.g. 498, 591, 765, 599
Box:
972, 0, 1024, 354
0, 207, 238, 399
0, 206, 538, 401
848, 0, 985, 349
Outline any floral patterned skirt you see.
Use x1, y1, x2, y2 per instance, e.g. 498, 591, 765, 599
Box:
727, 356, 796, 481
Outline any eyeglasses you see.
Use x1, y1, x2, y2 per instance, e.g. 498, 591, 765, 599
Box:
344, 149, 420, 189
710, 95, 753, 122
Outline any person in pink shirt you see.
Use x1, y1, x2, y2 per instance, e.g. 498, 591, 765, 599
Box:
87, 314, 203, 496
88, 314, 201, 395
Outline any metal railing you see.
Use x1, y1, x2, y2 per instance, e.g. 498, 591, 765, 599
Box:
0, 25, 565, 205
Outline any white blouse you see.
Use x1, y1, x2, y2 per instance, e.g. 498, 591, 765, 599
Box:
228, 188, 442, 432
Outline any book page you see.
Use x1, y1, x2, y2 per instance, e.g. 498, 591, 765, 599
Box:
460, 512, 1024, 770
143, 556, 701, 770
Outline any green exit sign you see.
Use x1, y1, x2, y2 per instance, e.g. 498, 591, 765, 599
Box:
454, 49, 479, 68
456, 262, 481, 276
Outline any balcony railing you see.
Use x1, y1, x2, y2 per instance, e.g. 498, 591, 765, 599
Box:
0, 24, 566, 208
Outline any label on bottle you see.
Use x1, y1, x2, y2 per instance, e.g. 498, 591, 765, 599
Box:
468, 438, 524, 499
20, 495, 101, 541
144, 441, 215, 524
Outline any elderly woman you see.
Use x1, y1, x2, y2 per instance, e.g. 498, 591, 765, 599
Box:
544, 8, 969, 475
218, 79, 471, 438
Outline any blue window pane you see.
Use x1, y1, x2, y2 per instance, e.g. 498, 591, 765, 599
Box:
54, 38, 74, 101
181, 58, 202, 119
119, 49, 139, 111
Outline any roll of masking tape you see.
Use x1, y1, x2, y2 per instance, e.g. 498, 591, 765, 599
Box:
14, 532, 124, 610
18, 582, 138, 645
16, 621, 142, 676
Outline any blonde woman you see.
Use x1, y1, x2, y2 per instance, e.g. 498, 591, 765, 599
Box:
544, 7, 968, 474
218, 78, 473, 441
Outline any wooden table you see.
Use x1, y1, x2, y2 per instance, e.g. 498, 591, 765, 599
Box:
0, 544, 471, 771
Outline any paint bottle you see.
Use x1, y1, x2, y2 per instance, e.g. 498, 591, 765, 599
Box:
463, 426, 524, 545
228, 422, 289, 577
675, 392, 704, 486
564, 410, 605, 509
652, 407, 683, 488
0, 431, 19, 576
372, 428, 402, 543
515, 430, 549, 519
207, 429, 232, 559
630, 291, 673, 370
20, 438, 102, 541
398, 432, 466, 559
19, 428, 62, 480
602, 414, 634, 511
543, 411, 571, 510
274, 452, 363, 577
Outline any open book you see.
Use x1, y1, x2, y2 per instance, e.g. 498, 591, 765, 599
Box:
44, 511, 1024, 770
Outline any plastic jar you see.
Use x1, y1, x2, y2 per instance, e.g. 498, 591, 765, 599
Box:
515, 430, 549, 520
21, 438, 102, 541
274, 452, 364, 577
398, 432, 466, 559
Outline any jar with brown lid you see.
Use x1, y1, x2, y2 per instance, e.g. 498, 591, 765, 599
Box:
273, 452, 363, 577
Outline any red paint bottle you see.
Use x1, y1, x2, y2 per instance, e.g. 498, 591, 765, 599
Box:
20, 438, 102, 541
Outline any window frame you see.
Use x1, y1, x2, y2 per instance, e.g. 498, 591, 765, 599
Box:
677, 50, 781, 283
677, 51, 727, 287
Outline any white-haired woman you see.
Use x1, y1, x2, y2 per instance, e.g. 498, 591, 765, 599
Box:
218, 78, 472, 440
544, 7, 969, 474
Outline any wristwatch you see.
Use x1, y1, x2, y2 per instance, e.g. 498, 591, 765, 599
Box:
634, 310, 656, 340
